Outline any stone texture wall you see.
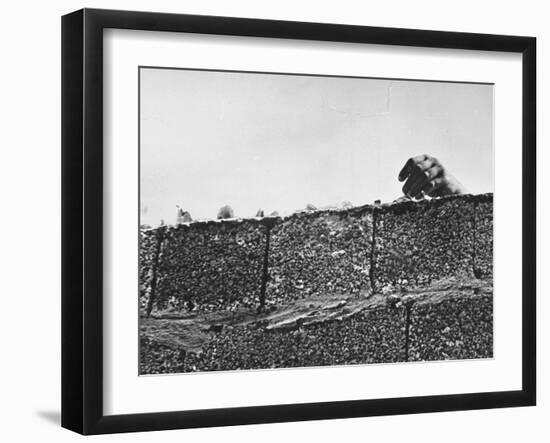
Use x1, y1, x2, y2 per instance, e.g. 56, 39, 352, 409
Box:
373, 196, 475, 289
139, 229, 161, 316
139, 193, 493, 313
139, 287, 492, 374
152, 220, 267, 312
138, 194, 494, 374
140, 305, 407, 374
267, 206, 374, 306
474, 195, 494, 278
408, 292, 493, 361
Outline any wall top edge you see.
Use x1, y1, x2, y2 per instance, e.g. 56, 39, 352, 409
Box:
140, 192, 494, 234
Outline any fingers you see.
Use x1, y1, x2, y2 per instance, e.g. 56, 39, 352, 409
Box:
402, 159, 442, 197
422, 176, 447, 197
398, 154, 429, 182
410, 168, 440, 199
407, 161, 439, 196
402, 169, 425, 197
423, 165, 441, 181
397, 153, 464, 199
411, 164, 443, 196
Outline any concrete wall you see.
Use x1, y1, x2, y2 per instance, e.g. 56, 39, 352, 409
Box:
139, 288, 493, 374
374, 197, 475, 289
408, 292, 493, 361
140, 193, 493, 314
151, 220, 267, 314
138, 229, 161, 316
474, 195, 494, 278
267, 206, 374, 306
140, 304, 407, 373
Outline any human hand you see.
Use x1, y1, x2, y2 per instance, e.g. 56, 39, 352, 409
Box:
398, 154, 467, 199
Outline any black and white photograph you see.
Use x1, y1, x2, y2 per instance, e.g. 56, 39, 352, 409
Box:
0, 0, 544, 439
138, 67, 494, 375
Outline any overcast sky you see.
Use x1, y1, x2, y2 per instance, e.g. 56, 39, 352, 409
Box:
140, 68, 493, 226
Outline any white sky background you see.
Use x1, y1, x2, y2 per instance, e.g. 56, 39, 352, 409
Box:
140, 68, 493, 226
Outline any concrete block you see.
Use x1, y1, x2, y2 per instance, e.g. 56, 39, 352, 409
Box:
408, 292, 493, 362
374, 196, 475, 289
474, 195, 493, 278
154, 220, 267, 312
267, 206, 374, 306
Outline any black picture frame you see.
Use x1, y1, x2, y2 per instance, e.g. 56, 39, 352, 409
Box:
61, 8, 536, 435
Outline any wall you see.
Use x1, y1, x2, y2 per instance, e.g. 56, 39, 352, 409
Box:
139, 194, 493, 374
267, 206, 374, 304
140, 289, 493, 373
2, 1, 547, 443
140, 304, 409, 373
140, 194, 493, 314
153, 219, 268, 312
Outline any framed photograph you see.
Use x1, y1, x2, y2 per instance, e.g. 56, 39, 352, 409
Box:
62, 8, 536, 435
